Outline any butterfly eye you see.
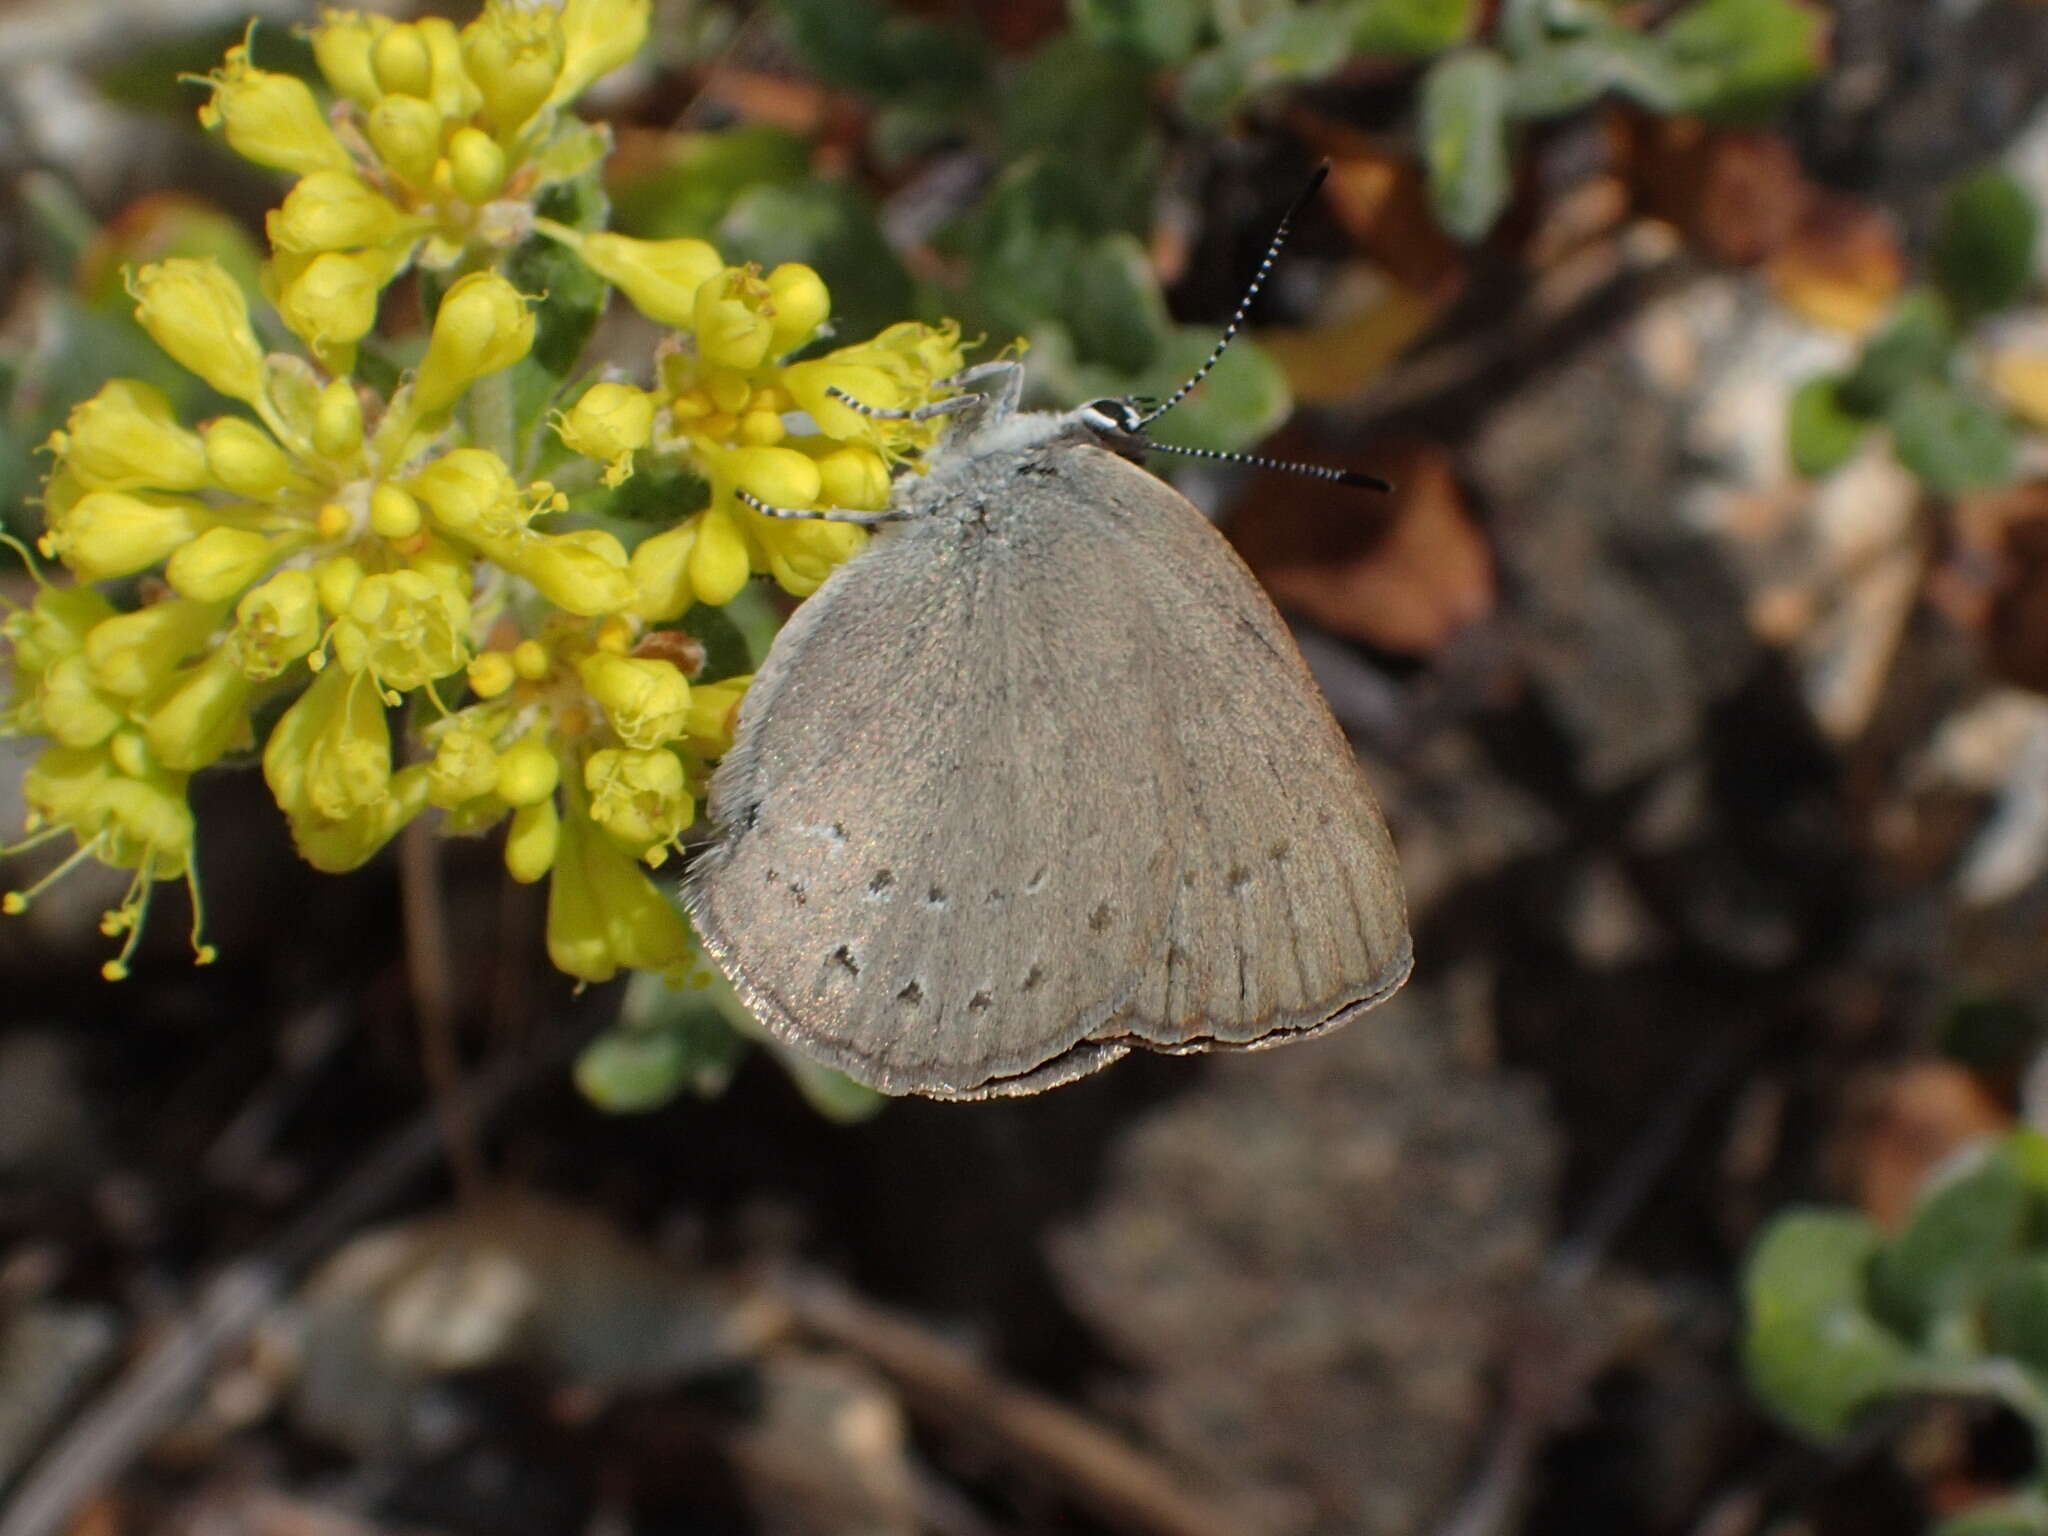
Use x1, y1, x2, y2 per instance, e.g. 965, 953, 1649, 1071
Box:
1078, 398, 1145, 435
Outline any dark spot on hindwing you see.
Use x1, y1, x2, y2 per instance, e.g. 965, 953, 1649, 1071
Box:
869, 869, 895, 895
830, 945, 860, 976
926, 885, 948, 908
1022, 964, 1045, 992
1227, 864, 1252, 893
1088, 901, 1114, 933
897, 979, 924, 1005
968, 989, 993, 1012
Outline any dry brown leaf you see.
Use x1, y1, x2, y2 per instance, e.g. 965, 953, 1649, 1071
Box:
1614, 114, 1812, 266
1291, 110, 1469, 297
1225, 439, 1493, 655
1939, 482, 2048, 695
1767, 193, 1905, 334
1852, 1063, 2012, 1230
1257, 270, 1445, 405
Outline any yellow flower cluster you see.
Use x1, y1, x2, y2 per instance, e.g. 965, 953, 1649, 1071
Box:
538, 223, 967, 609
200, 0, 647, 374
2, 0, 980, 989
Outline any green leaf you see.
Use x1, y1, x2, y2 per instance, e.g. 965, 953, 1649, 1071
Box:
673, 599, 758, 685
597, 458, 712, 529
1353, 0, 1477, 57
608, 125, 812, 243
1653, 0, 1826, 123
1889, 379, 2016, 499
1176, 9, 1359, 123
1787, 376, 1868, 478
1873, 1138, 2030, 1338
576, 976, 751, 1112
1741, 1209, 1914, 1440
772, 0, 989, 107
1509, 29, 1685, 117
1001, 36, 1161, 235
1934, 168, 2040, 321
1987, 1256, 2048, 1378
1839, 291, 1953, 416
1419, 48, 1514, 243
1934, 1494, 2048, 1536
1064, 232, 1174, 375
1071, 0, 1208, 65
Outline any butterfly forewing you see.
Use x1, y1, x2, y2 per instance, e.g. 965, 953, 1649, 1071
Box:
687, 435, 1410, 1098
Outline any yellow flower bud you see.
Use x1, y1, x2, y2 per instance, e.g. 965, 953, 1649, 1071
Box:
165, 526, 278, 602
41, 490, 213, 582
365, 92, 443, 186
781, 360, 903, 443
416, 17, 482, 121
584, 745, 692, 854
495, 528, 634, 617
682, 674, 751, 755
264, 664, 390, 821
761, 516, 863, 597
576, 651, 691, 749
198, 41, 354, 176
467, 650, 515, 698
235, 569, 322, 678
544, 799, 689, 982
310, 8, 390, 109
766, 263, 830, 352
272, 249, 391, 372
95, 769, 198, 878
407, 447, 526, 539
85, 599, 222, 699
494, 733, 560, 806
563, 231, 721, 328
368, 483, 423, 539
127, 259, 267, 403
5, 585, 114, 678
313, 554, 364, 618
503, 797, 560, 883
330, 569, 470, 691
688, 506, 749, 607
370, 21, 433, 98
726, 445, 822, 509
461, 0, 564, 134
289, 763, 429, 873
50, 380, 208, 492
413, 272, 534, 416
446, 126, 507, 204
266, 170, 406, 254
693, 267, 776, 371
555, 381, 654, 486
511, 638, 551, 679
737, 408, 785, 446
203, 417, 295, 499
551, 0, 651, 106
145, 648, 256, 771
815, 444, 892, 510
427, 726, 502, 808
37, 654, 125, 749
626, 520, 697, 622
313, 379, 365, 461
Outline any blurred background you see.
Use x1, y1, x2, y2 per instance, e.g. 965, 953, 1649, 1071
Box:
5, 0, 2048, 1532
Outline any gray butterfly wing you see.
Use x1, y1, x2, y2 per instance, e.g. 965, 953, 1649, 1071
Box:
687, 439, 1409, 1099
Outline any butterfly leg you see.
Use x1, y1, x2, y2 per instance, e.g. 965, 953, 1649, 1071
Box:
822, 385, 986, 424
734, 488, 916, 524
934, 360, 1024, 421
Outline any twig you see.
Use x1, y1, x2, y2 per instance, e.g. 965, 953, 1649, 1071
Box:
397, 812, 483, 1202
0, 1022, 590, 1536
770, 1270, 1239, 1536
1431, 1037, 1745, 1536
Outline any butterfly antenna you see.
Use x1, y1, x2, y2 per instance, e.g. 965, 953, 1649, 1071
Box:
1140, 438, 1392, 492
1134, 162, 1329, 431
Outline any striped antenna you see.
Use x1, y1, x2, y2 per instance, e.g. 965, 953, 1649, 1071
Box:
1135, 162, 1330, 430
1140, 438, 1392, 492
